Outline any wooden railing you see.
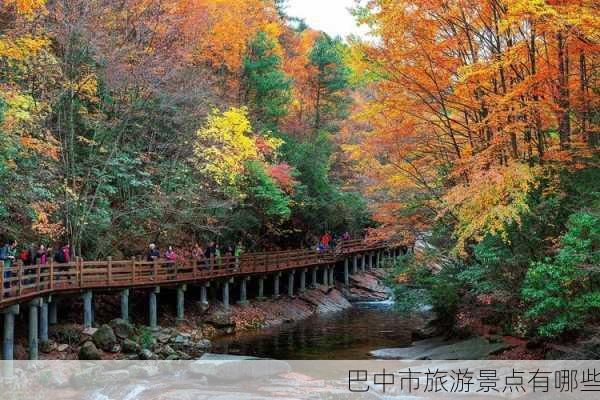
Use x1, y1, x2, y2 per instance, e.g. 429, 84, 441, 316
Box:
0, 239, 388, 308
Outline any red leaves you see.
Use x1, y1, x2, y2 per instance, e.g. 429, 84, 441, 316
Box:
267, 163, 298, 194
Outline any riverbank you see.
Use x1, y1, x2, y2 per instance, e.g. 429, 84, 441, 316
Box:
28, 270, 390, 360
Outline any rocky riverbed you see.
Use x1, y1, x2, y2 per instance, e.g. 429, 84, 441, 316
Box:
29, 270, 390, 361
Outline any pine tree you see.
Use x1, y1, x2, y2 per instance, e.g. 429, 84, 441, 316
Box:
242, 31, 291, 132
308, 33, 351, 132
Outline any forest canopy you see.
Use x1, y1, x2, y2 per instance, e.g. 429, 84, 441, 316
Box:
0, 0, 371, 257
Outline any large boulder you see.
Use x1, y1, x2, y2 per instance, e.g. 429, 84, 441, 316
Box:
122, 339, 140, 354
109, 319, 134, 339
92, 324, 117, 351
78, 341, 102, 360
205, 311, 234, 328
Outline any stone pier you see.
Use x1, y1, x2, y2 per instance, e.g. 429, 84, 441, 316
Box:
39, 297, 49, 343
329, 266, 334, 287
344, 259, 350, 287
322, 266, 328, 287
288, 271, 295, 297
273, 273, 281, 298
2, 304, 19, 360
353, 255, 358, 274
177, 284, 186, 321
49, 300, 57, 325
300, 268, 307, 293
149, 286, 160, 330
200, 282, 209, 309
82, 290, 93, 329
222, 279, 232, 310
29, 298, 41, 360
311, 268, 318, 288
120, 289, 129, 322
238, 277, 249, 305
257, 275, 265, 299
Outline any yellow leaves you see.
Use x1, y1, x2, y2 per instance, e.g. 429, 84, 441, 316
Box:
195, 107, 276, 187
0, 35, 49, 60
444, 163, 541, 255
1, 91, 36, 127
3, 0, 46, 15
31, 201, 64, 239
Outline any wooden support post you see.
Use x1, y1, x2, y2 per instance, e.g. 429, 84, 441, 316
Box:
311, 268, 317, 288
49, 259, 54, 290
131, 257, 136, 284
107, 256, 113, 285
353, 255, 358, 275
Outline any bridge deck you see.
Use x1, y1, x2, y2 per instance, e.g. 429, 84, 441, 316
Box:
0, 239, 388, 308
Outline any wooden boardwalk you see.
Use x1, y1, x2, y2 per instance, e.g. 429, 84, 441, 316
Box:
0, 239, 392, 309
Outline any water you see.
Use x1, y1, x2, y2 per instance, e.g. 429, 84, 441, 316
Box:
211, 300, 414, 359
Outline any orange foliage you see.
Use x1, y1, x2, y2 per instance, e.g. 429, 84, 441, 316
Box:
345, 0, 599, 245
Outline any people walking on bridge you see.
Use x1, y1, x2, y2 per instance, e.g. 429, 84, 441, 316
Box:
36, 244, 48, 265
1, 240, 17, 295
322, 232, 331, 248
204, 241, 216, 268
165, 246, 177, 261
147, 243, 160, 262
194, 243, 208, 269
235, 241, 244, 257
341, 231, 350, 241
61, 244, 71, 263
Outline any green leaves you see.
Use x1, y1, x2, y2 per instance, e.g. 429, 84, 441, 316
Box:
308, 33, 352, 131
522, 211, 600, 337
242, 31, 291, 133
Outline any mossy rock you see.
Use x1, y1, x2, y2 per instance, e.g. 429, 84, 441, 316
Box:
79, 341, 102, 360
92, 324, 117, 351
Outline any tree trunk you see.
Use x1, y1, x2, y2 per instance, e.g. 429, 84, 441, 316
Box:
556, 31, 571, 150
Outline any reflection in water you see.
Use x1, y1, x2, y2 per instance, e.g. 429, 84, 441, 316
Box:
211, 301, 413, 360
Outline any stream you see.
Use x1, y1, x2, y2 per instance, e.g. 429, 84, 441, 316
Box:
210, 299, 414, 359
